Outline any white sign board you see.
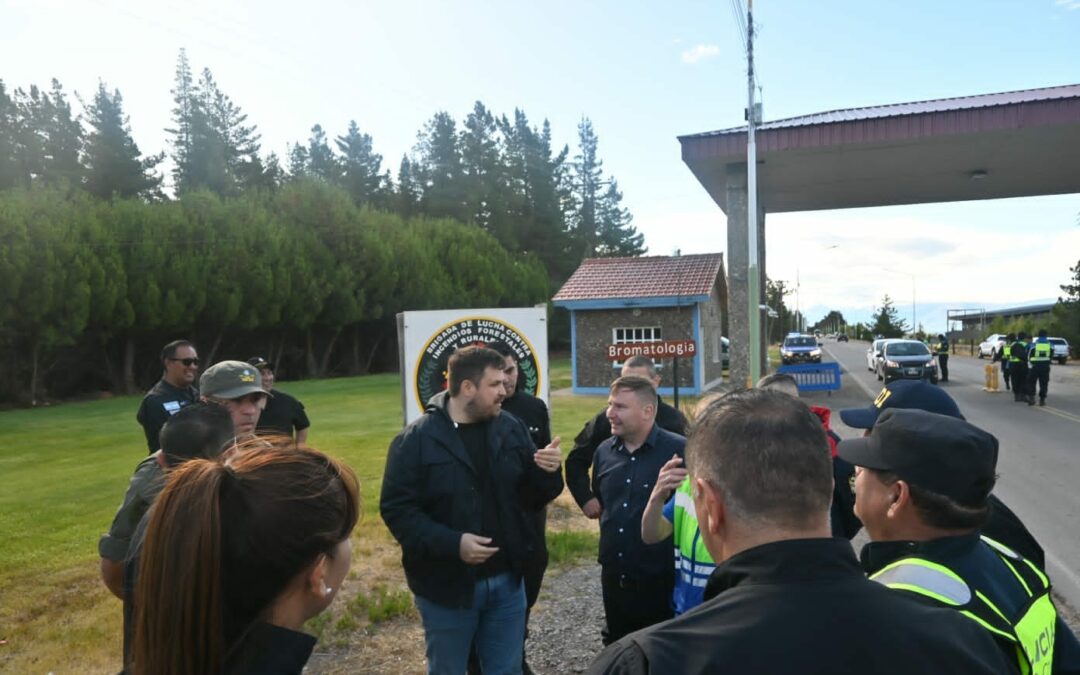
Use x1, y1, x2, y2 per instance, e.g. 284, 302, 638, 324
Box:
397, 307, 548, 425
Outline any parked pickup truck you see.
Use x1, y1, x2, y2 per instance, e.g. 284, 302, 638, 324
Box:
1049, 337, 1070, 364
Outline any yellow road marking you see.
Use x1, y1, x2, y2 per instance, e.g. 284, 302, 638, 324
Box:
1039, 405, 1080, 424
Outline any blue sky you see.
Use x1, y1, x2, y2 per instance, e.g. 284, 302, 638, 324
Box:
3, 0, 1078, 331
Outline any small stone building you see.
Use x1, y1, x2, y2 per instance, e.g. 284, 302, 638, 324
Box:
553, 254, 727, 395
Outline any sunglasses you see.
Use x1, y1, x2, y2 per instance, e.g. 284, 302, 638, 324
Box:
168, 357, 200, 367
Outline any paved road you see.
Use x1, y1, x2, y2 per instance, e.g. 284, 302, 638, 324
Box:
818, 339, 1080, 610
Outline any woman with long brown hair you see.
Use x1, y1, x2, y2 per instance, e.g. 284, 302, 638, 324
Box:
131, 438, 359, 675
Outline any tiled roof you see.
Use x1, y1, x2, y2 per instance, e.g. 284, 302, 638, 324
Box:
681, 83, 1080, 139
553, 253, 724, 301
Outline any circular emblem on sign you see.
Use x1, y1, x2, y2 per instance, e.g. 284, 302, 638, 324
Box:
414, 316, 542, 411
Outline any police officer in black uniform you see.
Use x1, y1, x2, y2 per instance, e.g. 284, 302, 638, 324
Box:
841, 409, 1080, 674
994, 333, 1014, 391
248, 357, 311, 443
1009, 332, 1031, 403
136, 340, 200, 453
490, 344, 553, 675
935, 333, 950, 382
1027, 329, 1053, 407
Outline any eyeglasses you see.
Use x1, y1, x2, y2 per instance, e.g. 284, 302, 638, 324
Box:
168, 357, 199, 367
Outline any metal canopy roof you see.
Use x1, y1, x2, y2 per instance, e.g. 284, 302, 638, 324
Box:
679, 84, 1080, 213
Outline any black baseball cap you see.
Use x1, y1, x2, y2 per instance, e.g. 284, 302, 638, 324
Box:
247, 356, 272, 371
837, 409, 998, 504
839, 379, 963, 429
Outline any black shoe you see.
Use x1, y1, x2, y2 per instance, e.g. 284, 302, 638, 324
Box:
1039, 398, 1046, 407
1028, 398, 1035, 406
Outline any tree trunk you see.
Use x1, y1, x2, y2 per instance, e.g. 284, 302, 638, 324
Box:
319, 326, 342, 377
206, 330, 223, 366
30, 340, 40, 406
305, 330, 318, 378
350, 324, 362, 376
123, 335, 137, 394
362, 331, 384, 375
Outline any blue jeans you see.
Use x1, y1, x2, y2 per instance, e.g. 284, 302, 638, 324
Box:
415, 572, 526, 675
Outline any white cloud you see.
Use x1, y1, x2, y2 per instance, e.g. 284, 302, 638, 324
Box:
1055, 0, 1080, 10
681, 44, 720, 64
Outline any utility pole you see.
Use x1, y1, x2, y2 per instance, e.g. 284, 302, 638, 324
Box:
746, 0, 762, 386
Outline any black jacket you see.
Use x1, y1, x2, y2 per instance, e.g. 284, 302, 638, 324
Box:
861, 532, 1080, 674
380, 392, 564, 608
589, 538, 1014, 675
565, 398, 687, 507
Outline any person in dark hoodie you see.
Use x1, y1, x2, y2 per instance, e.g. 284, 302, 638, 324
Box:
380, 346, 564, 675
589, 389, 1012, 675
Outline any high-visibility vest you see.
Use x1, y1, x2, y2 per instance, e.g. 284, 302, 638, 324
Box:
1030, 341, 1052, 364
1010, 341, 1029, 363
671, 479, 716, 605
870, 536, 1057, 674
938, 339, 950, 355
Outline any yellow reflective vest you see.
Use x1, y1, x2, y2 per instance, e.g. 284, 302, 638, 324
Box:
870, 536, 1056, 674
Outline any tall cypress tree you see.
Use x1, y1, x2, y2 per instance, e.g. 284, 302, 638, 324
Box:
39, 80, 84, 188
570, 117, 642, 258
305, 124, 339, 182
460, 101, 504, 238
84, 82, 163, 200
167, 49, 199, 193
335, 120, 386, 208
414, 111, 465, 220
0, 81, 22, 189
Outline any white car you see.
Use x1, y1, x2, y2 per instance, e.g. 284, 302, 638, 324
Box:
866, 339, 891, 372
978, 333, 1009, 358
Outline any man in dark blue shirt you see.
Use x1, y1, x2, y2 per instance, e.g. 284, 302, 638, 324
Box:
591, 375, 686, 645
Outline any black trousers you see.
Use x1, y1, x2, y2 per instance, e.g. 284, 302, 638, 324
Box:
1028, 363, 1050, 400
1001, 360, 1011, 389
938, 354, 949, 381
600, 568, 674, 646
1011, 363, 1029, 399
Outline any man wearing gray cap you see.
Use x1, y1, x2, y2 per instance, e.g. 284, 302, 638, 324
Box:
199, 360, 269, 439
840, 409, 1080, 674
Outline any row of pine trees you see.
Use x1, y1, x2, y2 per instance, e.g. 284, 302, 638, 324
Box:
0, 50, 646, 404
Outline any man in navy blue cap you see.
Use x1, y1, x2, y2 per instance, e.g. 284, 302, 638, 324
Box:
838, 379, 1043, 567
840, 409, 1080, 674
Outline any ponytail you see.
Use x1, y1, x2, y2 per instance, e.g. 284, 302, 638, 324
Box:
131, 459, 230, 675
131, 439, 360, 675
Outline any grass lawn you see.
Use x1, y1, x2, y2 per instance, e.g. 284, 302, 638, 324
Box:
0, 358, 608, 673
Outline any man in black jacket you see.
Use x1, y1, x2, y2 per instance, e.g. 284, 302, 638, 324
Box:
492, 344, 553, 675
589, 389, 1012, 675
381, 346, 564, 675
565, 355, 687, 520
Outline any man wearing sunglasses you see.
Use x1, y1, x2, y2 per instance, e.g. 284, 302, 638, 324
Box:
136, 340, 200, 453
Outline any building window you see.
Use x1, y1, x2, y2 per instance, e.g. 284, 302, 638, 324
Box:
612, 326, 662, 368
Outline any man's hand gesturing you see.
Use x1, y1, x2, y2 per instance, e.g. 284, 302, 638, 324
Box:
649, 454, 688, 505
534, 436, 563, 473
459, 533, 499, 565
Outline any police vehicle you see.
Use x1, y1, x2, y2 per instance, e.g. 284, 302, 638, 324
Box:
781, 334, 822, 365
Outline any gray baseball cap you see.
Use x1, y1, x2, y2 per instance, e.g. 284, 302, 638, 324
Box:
199, 360, 268, 399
